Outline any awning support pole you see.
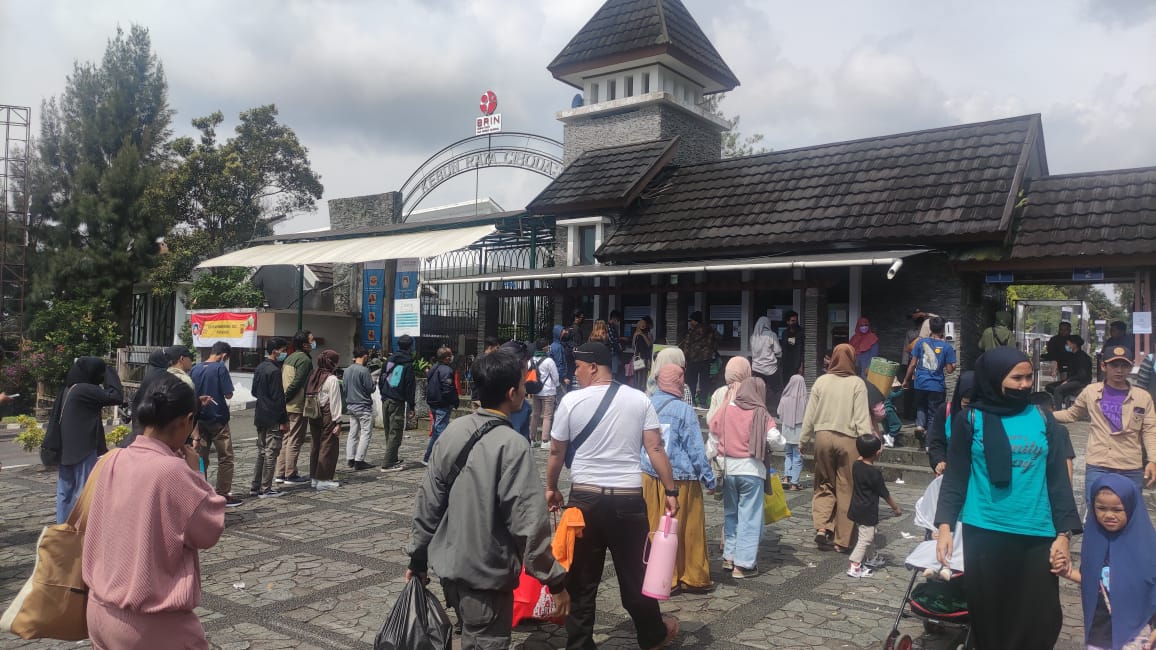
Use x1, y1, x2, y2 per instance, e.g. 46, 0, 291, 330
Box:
297, 265, 305, 331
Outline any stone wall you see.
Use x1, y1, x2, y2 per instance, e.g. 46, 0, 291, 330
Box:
861, 253, 964, 367
328, 191, 402, 230
563, 103, 722, 166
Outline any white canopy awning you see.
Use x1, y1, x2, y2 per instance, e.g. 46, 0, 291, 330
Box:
423, 249, 928, 285
196, 224, 497, 268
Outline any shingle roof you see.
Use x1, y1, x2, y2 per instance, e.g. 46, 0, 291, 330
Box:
548, 0, 739, 92
597, 114, 1045, 262
1009, 167, 1156, 259
528, 139, 678, 215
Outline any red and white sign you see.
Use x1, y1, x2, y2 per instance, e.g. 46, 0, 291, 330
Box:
475, 90, 502, 135
479, 90, 498, 115
189, 310, 259, 348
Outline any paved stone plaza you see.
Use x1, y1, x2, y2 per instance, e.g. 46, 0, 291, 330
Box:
0, 417, 1141, 649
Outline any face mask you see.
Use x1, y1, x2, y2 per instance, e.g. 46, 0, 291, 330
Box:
1065, 345, 1074, 353
311, 341, 317, 350
859, 326, 870, 334
277, 352, 288, 362
1004, 387, 1032, 403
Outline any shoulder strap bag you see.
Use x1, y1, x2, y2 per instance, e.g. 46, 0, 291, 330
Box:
564, 382, 621, 468
1, 449, 120, 640
444, 418, 505, 494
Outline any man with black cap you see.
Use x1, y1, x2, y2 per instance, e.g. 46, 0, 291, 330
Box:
1055, 344, 1156, 500
680, 310, 718, 406
546, 341, 681, 649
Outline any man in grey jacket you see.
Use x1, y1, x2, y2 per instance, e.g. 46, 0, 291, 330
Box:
343, 346, 376, 471
407, 349, 569, 648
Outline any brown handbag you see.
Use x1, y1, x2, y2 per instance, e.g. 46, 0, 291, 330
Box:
0, 449, 119, 640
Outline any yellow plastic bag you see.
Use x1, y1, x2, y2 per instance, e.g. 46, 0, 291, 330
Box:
763, 471, 791, 523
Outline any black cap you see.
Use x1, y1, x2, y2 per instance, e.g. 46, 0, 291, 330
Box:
689, 311, 704, 323
167, 345, 194, 361
499, 340, 530, 361
572, 341, 612, 367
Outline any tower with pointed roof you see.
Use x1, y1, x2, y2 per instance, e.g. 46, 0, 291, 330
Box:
549, 0, 739, 166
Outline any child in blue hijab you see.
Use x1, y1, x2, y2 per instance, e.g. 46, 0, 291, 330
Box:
1060, 473, 1156, 650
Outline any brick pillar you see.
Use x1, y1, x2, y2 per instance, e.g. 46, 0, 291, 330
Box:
804, 287, 828, 385
663, 291, 679, 345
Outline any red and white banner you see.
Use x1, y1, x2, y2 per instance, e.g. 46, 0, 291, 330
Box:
189, 310, 258, 348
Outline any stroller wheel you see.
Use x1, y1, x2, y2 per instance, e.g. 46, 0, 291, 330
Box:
883, 630, 899, 650
897, 635, 914, 650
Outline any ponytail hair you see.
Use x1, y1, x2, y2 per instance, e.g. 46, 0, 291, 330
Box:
136, 374, 197, 430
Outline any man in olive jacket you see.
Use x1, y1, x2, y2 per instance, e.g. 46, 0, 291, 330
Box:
275, 330, 314, 484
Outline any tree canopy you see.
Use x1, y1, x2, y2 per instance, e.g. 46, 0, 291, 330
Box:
703, 92, 769, 158
149, 105, 323, 292
30, 25, 172, 341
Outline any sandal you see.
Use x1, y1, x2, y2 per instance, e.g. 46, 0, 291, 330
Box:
815, 530, 834, 549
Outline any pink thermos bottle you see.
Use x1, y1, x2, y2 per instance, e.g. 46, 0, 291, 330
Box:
642, 514, 679, 600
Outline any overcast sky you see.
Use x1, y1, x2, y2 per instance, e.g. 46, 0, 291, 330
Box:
3, 0, 1154, 233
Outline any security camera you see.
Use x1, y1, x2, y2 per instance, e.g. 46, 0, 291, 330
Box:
886, 259, 904, 280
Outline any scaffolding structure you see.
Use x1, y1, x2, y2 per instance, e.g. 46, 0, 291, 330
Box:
0, 105, 31, 353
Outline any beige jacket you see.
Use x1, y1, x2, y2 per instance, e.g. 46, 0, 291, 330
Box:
801, 374, 874, 442
1054, 382, 1156, 471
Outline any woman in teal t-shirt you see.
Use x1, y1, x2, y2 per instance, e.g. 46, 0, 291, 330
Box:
934, 347, 1081, 650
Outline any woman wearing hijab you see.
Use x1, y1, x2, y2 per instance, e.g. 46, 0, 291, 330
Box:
642, 364, 716, 592
43, 357, 124, 523
778, 373, 809, 490
935, 347, 1080, 650
848, 317, 880, 379
1060, 474, 1156, 650
306, 349, 343, 490
926, 371, 976, 475
749, 316, 784, 414
646, 346, 695, 405
708, 357, 752, 424
708, 376, 785, 578
802, 344, 874, 552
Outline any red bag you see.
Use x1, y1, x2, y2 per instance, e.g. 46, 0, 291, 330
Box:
511, 569, 564, 627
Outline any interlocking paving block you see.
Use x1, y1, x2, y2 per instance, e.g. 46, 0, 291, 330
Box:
204, 553, 380, 606
207, 622, 326, 650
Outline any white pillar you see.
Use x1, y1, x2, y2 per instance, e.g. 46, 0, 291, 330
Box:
849, 266, 862, 329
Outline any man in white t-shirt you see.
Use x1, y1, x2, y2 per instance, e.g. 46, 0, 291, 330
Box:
546, 342, 680, 650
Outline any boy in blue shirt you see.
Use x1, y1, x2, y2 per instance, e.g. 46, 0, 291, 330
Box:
902, 316, 957, 440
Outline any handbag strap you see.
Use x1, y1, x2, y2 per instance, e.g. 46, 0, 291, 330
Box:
65, 448, 120, 531
566, 382, 621, 466
444, 418, 505, 494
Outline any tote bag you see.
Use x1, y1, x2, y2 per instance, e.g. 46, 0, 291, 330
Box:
1, 449, 119, 640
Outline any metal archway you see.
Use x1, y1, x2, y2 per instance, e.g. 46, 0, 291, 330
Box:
398, 132, 563, 220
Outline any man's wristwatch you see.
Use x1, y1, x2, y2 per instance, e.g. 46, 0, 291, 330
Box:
664, 487, 680, 497
1058, 530, 1073, 540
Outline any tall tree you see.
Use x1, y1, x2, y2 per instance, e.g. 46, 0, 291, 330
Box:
703, 92, 769, 158
149, 105, 323, 292
30, 25, 173, 341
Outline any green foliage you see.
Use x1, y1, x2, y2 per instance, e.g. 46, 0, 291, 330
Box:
186, 268, 265, 310
13, 416, 45, 453
106, 424, 130, 447
26, 300, 120, 387
178, 319, 194, 349
1007, 284, 1128, 346
0, 354, 36, 413
702, 93, 769, 158
413, 357, 432, 376
29, 25, 173, 341
149, 105, 323, 292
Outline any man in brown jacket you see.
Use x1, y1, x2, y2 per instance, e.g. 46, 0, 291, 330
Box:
1054, 345, 1156, 502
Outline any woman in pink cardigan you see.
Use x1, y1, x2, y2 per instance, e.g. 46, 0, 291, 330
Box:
83, 373, 226, 649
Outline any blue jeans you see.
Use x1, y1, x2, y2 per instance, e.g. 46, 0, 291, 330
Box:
722, 474, 764, 570
783, 444, 803, 484
57, 450, 98, 524
1084, 464, 1145, 505
424, 407, 452, 462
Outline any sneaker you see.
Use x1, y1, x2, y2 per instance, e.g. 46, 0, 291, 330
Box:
274, 476, 287, 484
249, 489, 260, 497
847, 564, 874, 578
864, 554, 887, 569
380, 461, 405, 472
646, 615, 679, 650
311, 479, 318, 488
732, 566, 757, 579
721, 559, 734, 571
883, 434, 895, 448
354, 460, 376, 471
315, 480, 340, 491
283, 475, 310, 485
224, 496, 243, 508
348, 459, 356, 469
420, 460, 429, 467
539, 440, 551, 449
258, 488, 284, 499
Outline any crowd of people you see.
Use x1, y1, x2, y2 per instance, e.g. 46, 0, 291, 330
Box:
32, 303, 1156, 650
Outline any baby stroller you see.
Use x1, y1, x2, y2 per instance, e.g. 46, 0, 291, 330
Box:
884, 476, 972, 650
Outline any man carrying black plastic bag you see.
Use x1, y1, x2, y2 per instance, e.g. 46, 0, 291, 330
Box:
374, 577, 453, 650
407, 350, 570, 649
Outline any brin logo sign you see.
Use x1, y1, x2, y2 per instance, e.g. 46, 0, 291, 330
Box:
476, 90, 502, 135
